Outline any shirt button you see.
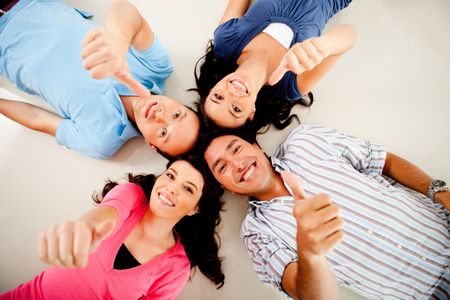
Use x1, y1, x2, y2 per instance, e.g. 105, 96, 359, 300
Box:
396, 244, 402, 249
367, 229, 373, 234
421, 256, 427, 261
445, 266, 450, 272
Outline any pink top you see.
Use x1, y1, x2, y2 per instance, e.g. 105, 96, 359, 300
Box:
2, 183, 190, 300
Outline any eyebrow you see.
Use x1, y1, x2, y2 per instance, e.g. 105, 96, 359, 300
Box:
212, 139, 238, 172
168, 167, 199, 193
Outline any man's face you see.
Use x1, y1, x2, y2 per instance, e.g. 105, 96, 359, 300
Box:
204, 135, 274, 196
134, 95, 200, 156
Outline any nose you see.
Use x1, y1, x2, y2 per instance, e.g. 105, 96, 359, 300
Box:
226, 83, 240, 98
154, 108, 167, 123
231, 159, 245, 172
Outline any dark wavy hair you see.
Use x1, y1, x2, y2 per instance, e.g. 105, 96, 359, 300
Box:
93, 155, 225, 288
190, 40, 314, 134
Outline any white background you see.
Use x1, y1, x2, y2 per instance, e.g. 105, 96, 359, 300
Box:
0, 0, 449, 299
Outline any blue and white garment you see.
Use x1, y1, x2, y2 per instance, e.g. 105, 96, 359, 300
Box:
241, 124, 450, 299
0, 0, 173, 158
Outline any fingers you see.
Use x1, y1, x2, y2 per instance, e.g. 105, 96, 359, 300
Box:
58, 222, 76, 268
318, 216, 344, 240
81, 28, 101, 48
73, 221, 93, 268
281, 171, 308, 200
323, 229, 344, 251
37, 220, 107, 268
269, 37, 329, 86
43, 226, 64, 268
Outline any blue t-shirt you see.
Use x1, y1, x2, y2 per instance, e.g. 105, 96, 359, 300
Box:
214, 0, 351, 101
0, 0, 173, 159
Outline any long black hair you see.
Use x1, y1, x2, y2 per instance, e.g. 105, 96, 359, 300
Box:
93, 155, 225, 288
190, 40, 314, 134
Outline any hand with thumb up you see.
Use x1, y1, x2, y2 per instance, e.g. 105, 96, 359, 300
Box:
281, 171, 344, 261
38, 218, 115, 269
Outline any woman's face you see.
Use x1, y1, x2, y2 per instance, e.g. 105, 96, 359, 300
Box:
150, 160, 204, 220
204, 72, 257, 128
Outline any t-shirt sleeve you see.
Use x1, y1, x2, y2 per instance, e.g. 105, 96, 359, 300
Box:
285, 125, 387, 175
99, 183, 147, 231
242, 231, 297, 298
326, 129, 387, 175
56, 119, 122, 159
141, 271, 190, 300
126, 34, 173, 95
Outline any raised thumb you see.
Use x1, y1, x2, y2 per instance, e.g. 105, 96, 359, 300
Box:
281, 171, 308, 201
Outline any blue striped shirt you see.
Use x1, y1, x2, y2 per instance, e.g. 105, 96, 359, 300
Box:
241, 125, 450, 299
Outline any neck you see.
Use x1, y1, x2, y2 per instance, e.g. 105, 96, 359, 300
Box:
139, 210, 178, 246
236, 51, 270, 91
252, 170, 291, 201
119, 95, 140, 123
237, 34, 288, 87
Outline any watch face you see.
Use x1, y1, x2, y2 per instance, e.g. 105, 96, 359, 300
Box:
434, 180, 447, 189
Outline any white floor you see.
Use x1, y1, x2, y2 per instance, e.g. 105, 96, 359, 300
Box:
1, 0, 449, 299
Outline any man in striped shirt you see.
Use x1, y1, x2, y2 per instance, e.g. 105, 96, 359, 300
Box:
204, 124, 450, 299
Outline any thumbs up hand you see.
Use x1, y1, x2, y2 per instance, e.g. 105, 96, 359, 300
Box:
268, 37, 329, 86
38, 219, 115, 268
81, 27, 150, 98
281, 171, 344, 260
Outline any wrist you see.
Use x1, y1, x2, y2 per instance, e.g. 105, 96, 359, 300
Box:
434, 191, 450, 205
428, 179, 449, 203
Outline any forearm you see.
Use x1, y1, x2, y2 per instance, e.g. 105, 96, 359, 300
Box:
296, 255, 339, 300
321, 24, 356, 55
219, 0, 251, 24
383, 152, 432, 196
105, 0, 149, 50
0, 98, 61, 136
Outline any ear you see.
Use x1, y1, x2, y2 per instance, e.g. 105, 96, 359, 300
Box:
248, 107, 256, 121
188, 205, 199, 216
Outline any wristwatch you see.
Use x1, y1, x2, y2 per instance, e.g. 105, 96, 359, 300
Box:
428, 179, 449, 203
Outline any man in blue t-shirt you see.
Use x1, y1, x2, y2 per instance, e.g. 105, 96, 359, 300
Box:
0, 0, 200, 159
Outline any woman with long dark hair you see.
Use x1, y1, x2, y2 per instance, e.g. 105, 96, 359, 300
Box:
193, 0, 355, 132
1, 156, 224, 299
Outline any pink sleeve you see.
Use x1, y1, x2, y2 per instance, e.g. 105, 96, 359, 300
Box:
99, 183, 147, 231
140, 270, 190, 300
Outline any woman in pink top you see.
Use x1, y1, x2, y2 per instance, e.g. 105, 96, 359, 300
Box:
1, 156, 224, 299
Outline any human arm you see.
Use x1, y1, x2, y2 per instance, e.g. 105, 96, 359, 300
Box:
0, 98, 62, 136
281, 172, 343, 300
269, 24, 356, 95
218, 0, 250, 25
383, 152, 450, 210
81, 0, 152, 98
38, 206, 117, 268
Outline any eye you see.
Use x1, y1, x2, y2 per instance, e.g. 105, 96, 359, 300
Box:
218, 163, 226, 174
184, 186, 194, 194
159, 128, 167, 138
213, 93, 224, 101
165, 172, 174, 180
173, 110, 181, 119
233, 145, 241, 154
232, 104, 241, 113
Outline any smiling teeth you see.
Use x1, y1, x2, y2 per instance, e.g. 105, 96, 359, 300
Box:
231, 80, 247, 93
242, 164, 255, 182
159, 194, 175, 207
